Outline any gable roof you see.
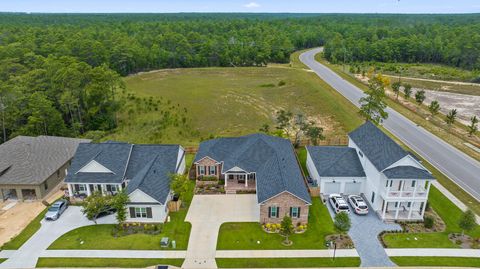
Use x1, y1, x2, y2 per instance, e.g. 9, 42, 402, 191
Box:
195, 134, 311, 204
383, 166, 435, 180
348, 121, 410, 171
306, 146, 365, 177
66, 142, 181, 204
0, 136, 90, 185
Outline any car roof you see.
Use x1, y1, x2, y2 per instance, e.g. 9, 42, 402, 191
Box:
52, 201, 64, 206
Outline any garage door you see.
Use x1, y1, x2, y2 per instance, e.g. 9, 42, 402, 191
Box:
323, 182, 341, 194
344, 182, 362, 194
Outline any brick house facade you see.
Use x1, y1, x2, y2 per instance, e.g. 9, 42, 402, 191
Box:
194, 157, 222, 179
260, 191, 309, 225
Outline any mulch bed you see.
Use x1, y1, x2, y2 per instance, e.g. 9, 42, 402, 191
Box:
325, 234, 354, 249
397, 208, 445, 233
449, 233, 480, 249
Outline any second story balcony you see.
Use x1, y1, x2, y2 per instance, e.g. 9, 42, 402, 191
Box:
382, 179, 431, 199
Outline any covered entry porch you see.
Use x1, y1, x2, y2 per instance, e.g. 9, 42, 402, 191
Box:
224, 172, 256, 192
380, 200, 425, 220
67, 182, 123, 198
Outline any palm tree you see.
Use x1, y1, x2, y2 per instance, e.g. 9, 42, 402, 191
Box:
428, 100, 440, 117
468, 116, 478, 137
445, 109, 457, 129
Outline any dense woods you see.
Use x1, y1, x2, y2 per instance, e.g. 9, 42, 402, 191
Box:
0, 13, 479, 143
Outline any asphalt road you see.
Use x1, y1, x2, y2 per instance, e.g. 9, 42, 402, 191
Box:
300, 48, 480, 201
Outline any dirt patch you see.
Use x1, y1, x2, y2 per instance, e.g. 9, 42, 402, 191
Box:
449, 233, 480, 249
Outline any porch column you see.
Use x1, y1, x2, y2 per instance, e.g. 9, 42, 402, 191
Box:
118, 183, 122, 192
86, 184, 91, 196
413, 181, 418, 198
420, 201, 427, 218
0, 188, 4, 201
426, 181, 431, 193
399, 180, 405, 197
245, 175, 248, 187
408, 201, 414, 219
225, 174, 228, 187
101, 184, 106, 195
67, 184, 73, 197
395, 202, 400, 219
382, 200, 387, 219
16, 188, 24, 201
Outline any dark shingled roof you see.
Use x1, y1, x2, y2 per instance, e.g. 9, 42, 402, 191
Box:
0, 136, 90, 185
383, 166, 435, 179
348, 121, 409, 171
66, 142, 181, 204
306, 146, 365, 177
195, 134, 311, 204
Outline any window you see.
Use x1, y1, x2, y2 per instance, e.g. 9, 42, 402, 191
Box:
248, 173, 255, 180
57, 170, 60, 178
209, 166, 216, 175
44, 182, 48, 190
78, 184, 86, 192
385, 180, 389, 187
358, 151, 364, 158
411, 180, 416, 188
135, 207, 147, 218
395, 202, 399, 208
371, 192, 375, 203
269, 206, 279, 218
199, 166, 205, 175
110, 185, 118, 192
407, 202, 411, 207
290, 207, 300, 218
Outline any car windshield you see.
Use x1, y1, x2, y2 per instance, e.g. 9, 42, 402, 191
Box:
359, 205, 368, 209
48, 206, 59, 212
339, 205, 349, 210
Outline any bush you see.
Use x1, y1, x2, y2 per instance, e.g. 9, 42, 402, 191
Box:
334, 212, 351, 232
278, 80, 286, 86
424, 216, 435, 229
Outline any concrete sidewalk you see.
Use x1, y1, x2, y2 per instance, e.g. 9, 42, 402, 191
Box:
386, 248, 480, 257
216, 249, 359, 258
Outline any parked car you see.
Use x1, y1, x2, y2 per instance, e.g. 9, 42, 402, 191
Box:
328, 194, 350, 214
348, 195, 369, 215
45, 199, 68, 221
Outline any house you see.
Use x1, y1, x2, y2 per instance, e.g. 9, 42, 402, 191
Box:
0, 136, 90, 201
306, 121, 435, 221
65, 142, 185, 223
194, 134, 311, 224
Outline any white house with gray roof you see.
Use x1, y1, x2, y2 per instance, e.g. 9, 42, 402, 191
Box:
307, 122, 435, 221
0, 136, 90, 201
65, 142, 185, 223
194, 134, 311, 224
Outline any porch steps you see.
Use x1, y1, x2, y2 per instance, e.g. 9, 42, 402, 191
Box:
225, 190, 237, 195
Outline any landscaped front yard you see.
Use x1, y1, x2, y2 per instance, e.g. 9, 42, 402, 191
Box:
36, 258, 184, 268
217, 197, 337, 250
216, 257, 361, 268
382, 186, 480, 248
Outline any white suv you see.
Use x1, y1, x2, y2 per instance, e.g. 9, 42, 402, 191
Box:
329, 194, 350, 214
348, 195, 369, 215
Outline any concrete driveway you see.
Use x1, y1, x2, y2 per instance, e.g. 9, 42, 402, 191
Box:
0, 206, 115, 269
183, 194, 259, 269
325, 197, 401, 267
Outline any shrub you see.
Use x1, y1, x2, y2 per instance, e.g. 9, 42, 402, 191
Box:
334, 212, 351, 232
424, 216, 435, 229
278, 80, 286, 86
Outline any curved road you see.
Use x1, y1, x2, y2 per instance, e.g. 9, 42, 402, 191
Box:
300, 48, 480, 201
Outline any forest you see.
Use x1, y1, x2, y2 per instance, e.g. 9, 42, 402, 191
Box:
0, 13, 479, 143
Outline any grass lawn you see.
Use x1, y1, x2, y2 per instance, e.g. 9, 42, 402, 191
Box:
383, 186, 480, 248
1, 206, 48, 250
108, 63, 363, 146
48, 180, 194, 250
36, 258, 184, 268
391, 256, 480, 267
296, 147, 309, 176
217, 198, 336, 250
0, 259, 6, 264
216, 257, 361, 268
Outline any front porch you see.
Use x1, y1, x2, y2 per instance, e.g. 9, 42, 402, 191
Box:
224, 173, 256, 192
67, 183, 123, 199
380, 200, 426, 221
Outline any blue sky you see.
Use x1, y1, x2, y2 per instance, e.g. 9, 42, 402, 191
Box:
1, 0, 479, 14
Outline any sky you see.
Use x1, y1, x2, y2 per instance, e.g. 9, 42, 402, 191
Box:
0, 0, 479, 14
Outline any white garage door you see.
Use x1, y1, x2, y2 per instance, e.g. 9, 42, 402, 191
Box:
323, 182, 341, 194
344, 182, 362, 194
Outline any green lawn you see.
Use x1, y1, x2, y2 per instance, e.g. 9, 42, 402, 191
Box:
36, 258, 184, 268
216, 257, 361, 268
0, 259, 6, 264
383, 186, 480, 248
48, 180, 194, 250
107, 64, 363, 146
296, 147, 309, 176
217, 198, 336, 250
1, 206, 47, 250
391, 256, 480, 267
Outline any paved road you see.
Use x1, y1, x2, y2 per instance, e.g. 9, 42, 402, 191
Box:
300, 48, 480, 201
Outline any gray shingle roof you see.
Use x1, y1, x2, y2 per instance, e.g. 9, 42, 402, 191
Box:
66, 142, 180, 204
195, 134, 311, 204
383, 166, 435, 179
349, 121, 409, 171
0, 136, 90, 185
306, 146, 366, 177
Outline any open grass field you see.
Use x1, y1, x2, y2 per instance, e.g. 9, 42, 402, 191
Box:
108, 60, 363, 146
36, 258, 184, 268
216, 198, 336, 250
391, 256, 480, 267
382, 186, 480, 248
216, 257, 361, 268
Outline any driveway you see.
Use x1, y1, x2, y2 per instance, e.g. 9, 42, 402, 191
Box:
0, 206, 115, 269
183, 194, 259, 269
326, 197, 401, 267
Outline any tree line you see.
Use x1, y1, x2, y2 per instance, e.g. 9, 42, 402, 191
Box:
1, 13, 479, 143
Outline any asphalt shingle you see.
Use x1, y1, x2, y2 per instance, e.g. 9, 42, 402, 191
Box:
306, 146, 365, 177
383, 165, 435, 179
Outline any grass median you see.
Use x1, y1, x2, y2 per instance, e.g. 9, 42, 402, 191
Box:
216, 257, 361, 268
391, 256, 480, 267
36, 258, 184, 268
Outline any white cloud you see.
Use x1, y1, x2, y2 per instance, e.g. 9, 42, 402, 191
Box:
244, 2, 260, 8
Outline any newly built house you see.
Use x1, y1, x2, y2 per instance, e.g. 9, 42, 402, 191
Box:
0, 136, 90, 201
194, 133, 311, 224
65, 141, 186, 222
307, 121, 435, 220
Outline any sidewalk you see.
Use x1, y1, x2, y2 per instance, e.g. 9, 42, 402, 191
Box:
386, 248, 480, 257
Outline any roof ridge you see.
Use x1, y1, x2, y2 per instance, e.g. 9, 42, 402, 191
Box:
134, 154, 159, 187
322, 148, 351, 175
